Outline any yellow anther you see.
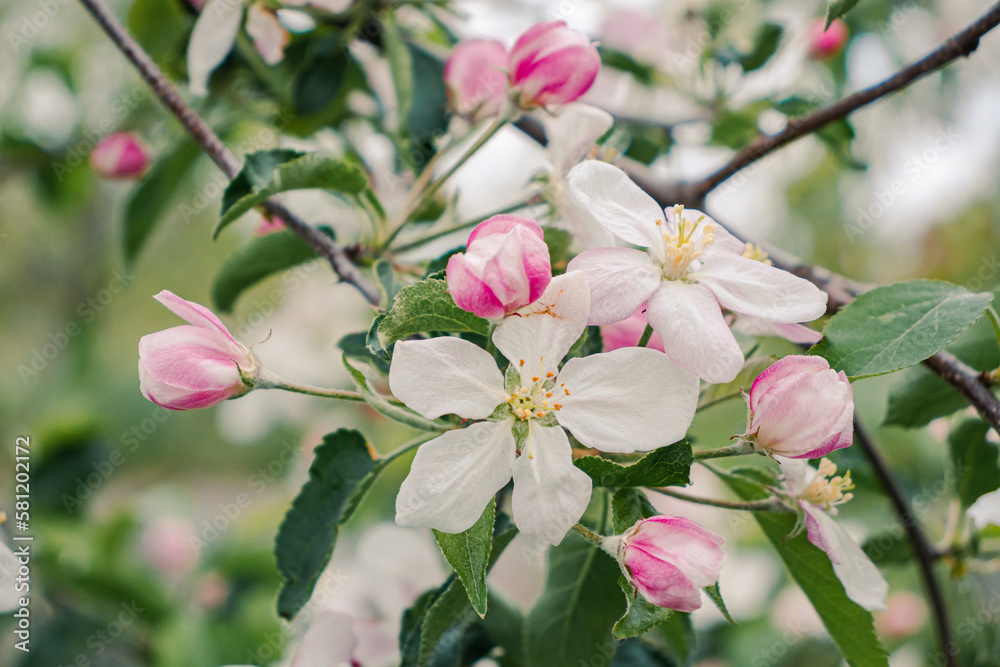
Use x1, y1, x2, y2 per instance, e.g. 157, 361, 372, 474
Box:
546, 372, 555, 378
532, 376, 539, 382
535, 411, 545, 418
545, 392, 553, 398
554, 403, 562, 409
801, 458, 855, 510
519, 359, 525, 367
742, 242, 772, 265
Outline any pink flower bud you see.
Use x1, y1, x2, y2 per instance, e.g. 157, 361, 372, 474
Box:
138, 290, 257, 410
90, 132, 150, 180
606, 515, 725, 612
444, 39, 509, 120
140, 517, 198, 577
746, 355, 854, 459
446, 215, 552, 320
808, 18, 848, 60
508, 21, 601, 108
255, 215, 285, 236
601, 306, 664, 352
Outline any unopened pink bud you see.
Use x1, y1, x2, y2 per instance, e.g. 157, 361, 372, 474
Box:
141, 517, 198, 577
90, 132, 150, 180
444, 39, 508, 121
446, 215, 552, 320
746, 355, 854, 458
607, 515, 725, 612
808, 18, 848, 60
601, 306, 663, 352
255, 215, 285, 236
138, 290, 258, 410
508, 21, 601, 107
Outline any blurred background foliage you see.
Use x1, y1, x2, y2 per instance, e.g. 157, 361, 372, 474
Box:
1, 0, 999, 665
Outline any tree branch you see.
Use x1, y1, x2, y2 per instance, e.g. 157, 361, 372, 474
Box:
683, 1, 1000, 201
853, 421, 956, 667
77, 0, 382, 306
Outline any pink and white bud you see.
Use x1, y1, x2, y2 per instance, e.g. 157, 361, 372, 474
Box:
444, 39, 508, 121
601, 306, 664, 352
140, 517, 198, 577
508, 21, 601, 108
138, 290, 258, 410
90, 132, 150, 180
808, 18, 848, 60
446, 215, 552, 320
604, 515, 725, 612
745, 355, 854, 459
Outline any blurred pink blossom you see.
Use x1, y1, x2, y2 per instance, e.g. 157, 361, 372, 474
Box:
90, 132, 150, 179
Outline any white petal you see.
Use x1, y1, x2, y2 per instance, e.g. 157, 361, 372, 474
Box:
246, 3, 289, 65
512, 425, 592, 545
967, 488, 1000, 529
556, 347, 698, 452
396, 420, 516, 534
775, 456, 819, 498
388, 338, 506, 419
566, 161, 666, 255
186, 0, 243, 97
0, 540, 19, 612
543, 103, 614, 176
693, 254, 828, 324
291, 610, 357, 667
494, 271, 591, 383
806, 507, 888, 612
565, 248, 661, 325
645, 280, 744, 384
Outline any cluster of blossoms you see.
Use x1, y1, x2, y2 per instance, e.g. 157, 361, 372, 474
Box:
133, 17, 903, 632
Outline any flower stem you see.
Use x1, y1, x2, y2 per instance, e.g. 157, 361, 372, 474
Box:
256, 371, 367, 402
693, 440, 756, 459
637, 324, 655, 348
571, 523, 606, 548
649, 487, 788, 512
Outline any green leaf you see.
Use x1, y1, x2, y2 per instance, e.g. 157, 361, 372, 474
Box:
123, 138, 203, 263
614, 575, 673, 639
948, 419, 1000, 508
382, 16, 414, 139
711, 105, 766, 150
338, 331, 391, 375
611, 487, 658, 534
406, 42, 449, 163
214, 151, 368, 236
810, 280, 993, 378
377, 278, 490, 351
210, 230, 319, 312
344, 357, 450, 432
611, 640, 679, 667
598, 46, 660, 85
698, 356, 774, 410
275, 429, 376, 619
715, 468, 888, 667
703, 583, 736, 625
657, 612, 695, 666
883, 325, 1000, 428
524, 533, 625, 667
374, 257, 406, 309
576, 441, 693, 488
739, 23, 784, 72
566, 326, 603, 361
433, 499, 495, 618
825, 0, 862, 28
543, 227, 573, 266
862, 530, 912, 566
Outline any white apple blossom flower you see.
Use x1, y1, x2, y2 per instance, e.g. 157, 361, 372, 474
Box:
777, 456, 888, 611
565, 161, 828, 383
388, 271, 698, 544
967, 488, 1000, 530
186, 0, 244, 97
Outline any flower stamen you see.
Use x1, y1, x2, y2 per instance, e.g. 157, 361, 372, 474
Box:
800, 458, 854, 511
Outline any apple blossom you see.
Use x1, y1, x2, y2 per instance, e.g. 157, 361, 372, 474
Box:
731, 314, 823, 345
138, 290, 258, 410
565, 161, 828, 383
602, 515, 725, 612
777, 456, 888, 611
809, 18, 849, 60
444, 38, 509, 121
967, 488, 1000, 529
90, 132, 150, 179
186, 0, 243, 96
744, 355, 854, 459
246, 2, 289, 65
446, 214, 552, 320
508, 21, 601, 108
601, 306, 664, 352
389, 271, 698, 544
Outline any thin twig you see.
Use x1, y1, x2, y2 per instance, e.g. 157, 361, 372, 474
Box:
853, 421, 956, 667
682, 2, 1000, 201
77, 0, 381, 306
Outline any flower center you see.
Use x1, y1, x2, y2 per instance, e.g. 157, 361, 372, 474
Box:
508, 358, 569, 421
657, 204, 715, 279
800, 458, 854, 510
742, 242, 773, 265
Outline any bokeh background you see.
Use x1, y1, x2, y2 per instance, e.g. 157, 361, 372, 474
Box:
1, 0, 999, 665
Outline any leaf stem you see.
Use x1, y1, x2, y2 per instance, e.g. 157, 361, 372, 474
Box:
637, 324, 655, 348
649, 486, 788, 512
693, 440, 756, 459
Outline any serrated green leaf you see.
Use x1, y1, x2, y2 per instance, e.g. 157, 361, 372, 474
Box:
407, 42, 449, 163
825, 0, 862, 28
433, 498, 495, 618
338, 331, 391, 375
862, 530, 912, 566
698, 356, 774, 410
739, 23, 783, 72
275, 429, 376, 619
657, 612, 694, 667
614, 575, 673, 639
948, 419, 1000, 508
374, 258, 406, 309
810, 280, 992, 378
377, 278, 490, 350
214, 151, 368, 236
524, 533, 625, 667
703, 583, 736, 625
382, 16, 413, 139
576, 442, 693, 488
715, 467, 888, 667
123, 138, 203, 263
611, 488, 659, 534
211, 230, 319, 312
